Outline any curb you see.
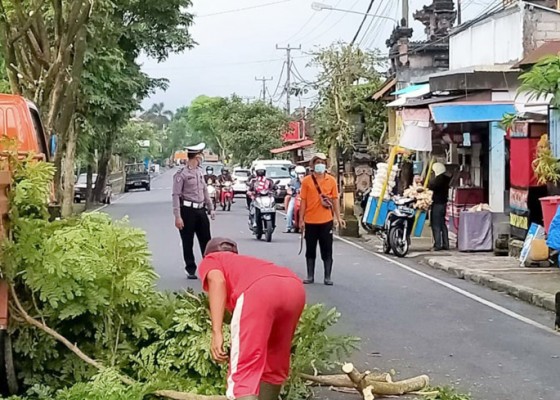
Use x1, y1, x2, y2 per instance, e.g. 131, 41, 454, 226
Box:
426, 259, 556, 312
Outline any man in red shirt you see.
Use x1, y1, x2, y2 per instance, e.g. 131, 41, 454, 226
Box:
199, 237, 306, 400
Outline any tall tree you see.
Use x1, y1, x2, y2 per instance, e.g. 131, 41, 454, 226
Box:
309, 42, 386, 170
141, 102, 174, 130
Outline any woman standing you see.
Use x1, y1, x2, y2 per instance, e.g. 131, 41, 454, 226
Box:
428, 162, 451, 251
299, 153, 345, 285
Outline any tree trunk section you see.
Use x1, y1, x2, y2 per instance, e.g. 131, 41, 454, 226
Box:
85, 161, 94, 209
93, 133, 114, 203
60, 126, 77, 217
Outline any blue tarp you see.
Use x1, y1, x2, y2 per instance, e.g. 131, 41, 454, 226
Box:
429, 103, 516, 124
391, 84, 429, 96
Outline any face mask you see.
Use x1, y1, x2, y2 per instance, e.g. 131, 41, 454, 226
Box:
314, 164, 326, 174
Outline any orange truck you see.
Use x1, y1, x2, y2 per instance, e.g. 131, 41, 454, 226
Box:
0, 94, 50, 394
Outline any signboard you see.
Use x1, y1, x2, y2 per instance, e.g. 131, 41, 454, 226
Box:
519, 223, 546, 266
138, 140, 150, 148
282, 121, 303, 142
510, 187, 530, 239
510, 188, 528, 212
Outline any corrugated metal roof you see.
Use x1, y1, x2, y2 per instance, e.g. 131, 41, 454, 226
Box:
404, 95, 465, 107
391, 84, 430, 96
514, 40, 560, 68
429, 102, 517, 124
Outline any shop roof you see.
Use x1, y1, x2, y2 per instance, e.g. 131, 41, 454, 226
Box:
372, 78, 397, 101
429, 102, 517, 124
391, 83, 429, 96
514, 40, 560, 68
387, 85, 431, 107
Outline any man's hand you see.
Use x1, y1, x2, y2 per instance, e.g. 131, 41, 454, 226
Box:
335, 218, 347, 230
175, 217, 184, 230
211, 330, 228, 363
210, 210, 216, 220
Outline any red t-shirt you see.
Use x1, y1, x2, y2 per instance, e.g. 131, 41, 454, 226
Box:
199, 252, 300, 311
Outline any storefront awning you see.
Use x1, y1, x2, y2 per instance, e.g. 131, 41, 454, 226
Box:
391, 83, 429, 96
429, 102, 516, 124
270, 139, 314, 154
387, 85, 431, 107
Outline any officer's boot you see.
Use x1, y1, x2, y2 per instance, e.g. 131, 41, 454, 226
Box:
259, 382, 282, 400
323, 258, 333, 286
303, 259, 315, 284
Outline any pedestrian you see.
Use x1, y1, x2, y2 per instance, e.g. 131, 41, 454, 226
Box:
299, 153, 345, 285
199, 237, 305, 400
172, 143, 216, 279
428, 162, 451, 251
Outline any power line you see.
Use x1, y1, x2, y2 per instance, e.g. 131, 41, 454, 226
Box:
141, 55, 312, 71
351, 0, 376, 45
305, 0, 361, 45
276, 44, 301, 114
271, 62, 287, 99
197, 0, 292, 18
359, 0, 390, 47
290, 0, 343, 44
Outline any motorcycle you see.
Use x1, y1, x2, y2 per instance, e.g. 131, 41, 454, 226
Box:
249, 184, 278, 242
207, 180, 218, 210
220, 181, 234, 211
385, 197, 417, 258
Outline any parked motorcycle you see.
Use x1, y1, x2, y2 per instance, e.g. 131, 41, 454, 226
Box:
249, 183, 278, 242
220, 181, 234, 211
385, 197, 416, 258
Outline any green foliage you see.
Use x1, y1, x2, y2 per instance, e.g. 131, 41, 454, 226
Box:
114, 120, 162, 162
2, 157, 358, 399
162, 107, 195, 158
309, 42, 387, 157
519, 55, 560, 108
187, 95, 287, 165
424, 386, 472, 400
533, 135, 560, 185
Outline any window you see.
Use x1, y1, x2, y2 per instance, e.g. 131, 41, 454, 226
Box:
234, 170, 250, 178
266, 166, 291, 179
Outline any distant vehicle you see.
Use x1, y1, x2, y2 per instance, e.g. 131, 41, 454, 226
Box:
250, 160, 294, 202
125, 163, 150, 192
233, 168, 251, 195
74, 174, 112, 204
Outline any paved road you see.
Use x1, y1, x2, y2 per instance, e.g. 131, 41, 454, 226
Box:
104, 167, 560, 400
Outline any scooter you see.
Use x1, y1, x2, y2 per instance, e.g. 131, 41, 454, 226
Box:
220, 181, 234, 211
249, 188, 277, 243
385, 197, 416, 258
207, 180, 218, 210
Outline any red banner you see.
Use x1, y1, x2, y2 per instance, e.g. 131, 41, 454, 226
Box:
282, 120, 303, 142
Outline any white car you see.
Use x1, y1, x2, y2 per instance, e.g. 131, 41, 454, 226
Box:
233, 168, 251, 195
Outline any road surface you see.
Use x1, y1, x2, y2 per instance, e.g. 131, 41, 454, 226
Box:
103, 167, 560, 400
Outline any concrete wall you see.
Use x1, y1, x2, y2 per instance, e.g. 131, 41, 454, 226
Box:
523, 4, 560, 52
450, 7, 523, 69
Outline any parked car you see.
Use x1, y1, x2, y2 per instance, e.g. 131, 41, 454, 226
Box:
124, 164, 151, 192
233, 168, 251, 195
74, 174, 112, 204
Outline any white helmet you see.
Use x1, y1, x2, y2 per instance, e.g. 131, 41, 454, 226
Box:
295, 166, 306, 174
254, 163, 266, 172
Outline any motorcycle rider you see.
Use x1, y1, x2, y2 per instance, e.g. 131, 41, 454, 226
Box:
204, 166, 220, 205
284, 166, 306, 233
218, 167, 235, 205
248, 164, 274, 228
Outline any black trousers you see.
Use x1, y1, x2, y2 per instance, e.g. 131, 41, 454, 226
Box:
431, 203, 449, 250
304, 221, 333, 261
179, 206, 211, 274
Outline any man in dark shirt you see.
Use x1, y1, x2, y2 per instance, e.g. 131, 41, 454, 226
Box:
428, 163, 451, 251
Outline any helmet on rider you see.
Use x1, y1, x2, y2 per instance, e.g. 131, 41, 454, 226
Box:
222, 168, 229, 175
206, 166, 214, 175
295, 166, 306, 176
255, 164, 266, 177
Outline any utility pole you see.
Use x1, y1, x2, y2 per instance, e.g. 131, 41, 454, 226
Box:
457, 0, 462, 25
276, 44, 301, 115
241, 96, 255, 104
255, 76, 273, 102
402, 0, 408, 26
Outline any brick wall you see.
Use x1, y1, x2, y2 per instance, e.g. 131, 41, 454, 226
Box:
524, 6, 560, 53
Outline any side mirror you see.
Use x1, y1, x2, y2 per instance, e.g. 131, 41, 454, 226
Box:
275, 180, 280, 185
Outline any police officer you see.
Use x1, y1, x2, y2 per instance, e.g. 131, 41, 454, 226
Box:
172, 143, 216, 279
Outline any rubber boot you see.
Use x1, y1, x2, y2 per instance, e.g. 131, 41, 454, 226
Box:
303, 258, 315, 284
323, 258, 333, 286
259, 382, 282, 400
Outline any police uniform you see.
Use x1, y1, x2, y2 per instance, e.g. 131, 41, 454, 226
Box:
172, 143, 214, 279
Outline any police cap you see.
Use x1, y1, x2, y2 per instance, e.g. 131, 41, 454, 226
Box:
185, 142, 206, 155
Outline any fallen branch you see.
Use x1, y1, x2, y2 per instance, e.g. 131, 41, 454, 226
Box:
300, 372, 391, 388
10, 285, 228, 400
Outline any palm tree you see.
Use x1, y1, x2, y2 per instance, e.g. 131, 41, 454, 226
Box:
141, 102, 174, 130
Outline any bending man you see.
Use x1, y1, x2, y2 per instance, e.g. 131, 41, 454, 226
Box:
199, 237, 306, 400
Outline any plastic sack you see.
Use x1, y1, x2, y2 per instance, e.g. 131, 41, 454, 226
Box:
546, 205, 560, 251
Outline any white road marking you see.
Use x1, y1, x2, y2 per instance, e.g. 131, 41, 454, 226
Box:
334, 235, 560, 337
279, 209, 558, 335
90, 192, 132, 213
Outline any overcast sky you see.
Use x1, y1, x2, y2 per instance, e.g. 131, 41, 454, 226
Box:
139, 0, 498, 113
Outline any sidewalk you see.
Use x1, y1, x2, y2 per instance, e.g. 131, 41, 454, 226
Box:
352, 234, 559, 312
